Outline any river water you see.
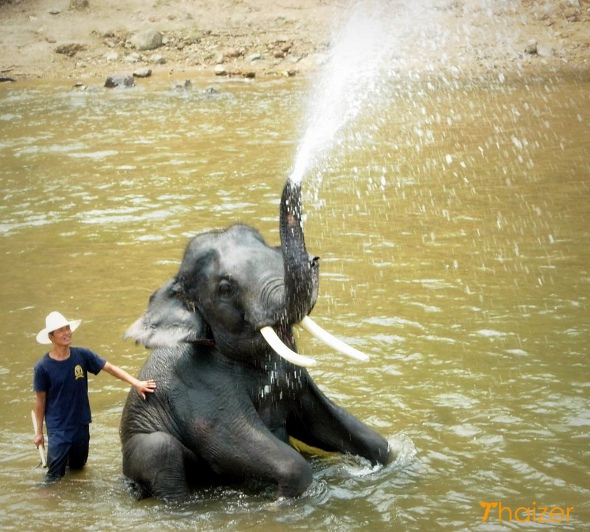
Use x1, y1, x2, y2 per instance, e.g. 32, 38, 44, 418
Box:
0, 72, 588, 530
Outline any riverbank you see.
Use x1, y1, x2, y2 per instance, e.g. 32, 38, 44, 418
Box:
1, 0, 589, 84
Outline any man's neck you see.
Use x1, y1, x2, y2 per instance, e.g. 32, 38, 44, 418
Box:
49, 345, 70, 361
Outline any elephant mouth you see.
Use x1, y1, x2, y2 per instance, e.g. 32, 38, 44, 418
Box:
260, 316, 370, 368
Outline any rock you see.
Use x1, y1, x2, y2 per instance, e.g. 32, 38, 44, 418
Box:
149, 54, 167, 65
524, 40, 554, 58
104, 51, 119, 62
55, 43, 85, 57
133, 68, 152, 78
524, 40, 537, 55
172, 80, 192, 90
124, 52, 141, 63
131, 29, 163, 51
225, 70, 256, 78
297, 53, 328, 68
104, 74, 135, 88
214, 65, 228, 76
48, 8, 62, 15
246, 53, 262, 63
185, 31, 204, 45
225, 47, 242, 58
537, 44, 554, 58
69, 0, 89, 9
0, 76, 16, 83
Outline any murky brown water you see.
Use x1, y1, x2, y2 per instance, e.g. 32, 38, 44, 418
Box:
1, 72, 589, 530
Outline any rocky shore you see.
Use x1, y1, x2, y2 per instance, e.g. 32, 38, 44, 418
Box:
1, 0, 589, 84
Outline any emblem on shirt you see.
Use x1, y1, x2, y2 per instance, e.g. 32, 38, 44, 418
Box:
74, 364, 84, 380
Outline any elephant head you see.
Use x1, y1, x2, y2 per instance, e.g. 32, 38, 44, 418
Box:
125, 178, 368, 366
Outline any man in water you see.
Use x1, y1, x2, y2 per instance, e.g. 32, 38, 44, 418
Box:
33, 311, 156, 484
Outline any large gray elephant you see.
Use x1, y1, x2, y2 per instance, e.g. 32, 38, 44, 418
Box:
120, 179, 391, 500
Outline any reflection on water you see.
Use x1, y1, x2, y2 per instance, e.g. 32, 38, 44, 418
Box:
1, 73, 589, 530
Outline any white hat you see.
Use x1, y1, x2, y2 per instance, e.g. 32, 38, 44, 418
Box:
36, 311, 81, 345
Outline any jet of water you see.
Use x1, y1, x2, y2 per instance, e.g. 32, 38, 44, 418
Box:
289, 0, 394, 190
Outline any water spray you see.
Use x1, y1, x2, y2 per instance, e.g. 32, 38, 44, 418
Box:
289, 0, 394, 191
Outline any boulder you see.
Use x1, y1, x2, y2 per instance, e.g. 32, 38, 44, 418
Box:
131, 29, 163, 51
133, 68, 152, 78
105, 74, 135, 88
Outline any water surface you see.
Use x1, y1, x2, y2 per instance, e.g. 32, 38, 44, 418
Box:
0, 73, 588, 530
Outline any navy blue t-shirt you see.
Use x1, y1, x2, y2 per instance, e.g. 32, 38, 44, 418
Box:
33, 347, 106, 431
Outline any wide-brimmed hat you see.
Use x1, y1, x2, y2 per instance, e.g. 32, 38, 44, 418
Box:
36, 311, 81, 344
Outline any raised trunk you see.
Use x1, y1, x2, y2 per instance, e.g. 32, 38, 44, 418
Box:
279, 178, 314, 324
262, 179, 369, 367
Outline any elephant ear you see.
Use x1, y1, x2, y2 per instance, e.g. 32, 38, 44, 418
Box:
124, 279, 209, 348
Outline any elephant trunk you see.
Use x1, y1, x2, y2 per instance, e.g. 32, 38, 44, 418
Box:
279, 178, 313, 324
261, 177, 369, 368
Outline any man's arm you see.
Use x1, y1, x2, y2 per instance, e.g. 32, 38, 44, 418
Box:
102, 362, 156, 400
34, 391, 46, 449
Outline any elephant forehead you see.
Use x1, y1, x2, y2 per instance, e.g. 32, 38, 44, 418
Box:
217, 239, 283, 274
183, 226, 272, 263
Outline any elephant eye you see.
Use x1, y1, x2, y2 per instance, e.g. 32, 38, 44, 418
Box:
217, 278, 236, 300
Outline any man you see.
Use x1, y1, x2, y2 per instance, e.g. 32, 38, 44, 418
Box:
33, 311, 156, 484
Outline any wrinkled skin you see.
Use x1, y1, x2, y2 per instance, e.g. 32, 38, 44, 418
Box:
280, 178, 315, 324
120, 185, 390, 501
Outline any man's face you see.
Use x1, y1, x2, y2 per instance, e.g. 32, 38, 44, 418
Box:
49, 325, 73, 347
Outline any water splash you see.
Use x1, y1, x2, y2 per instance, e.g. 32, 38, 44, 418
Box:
289, 1, 395, 190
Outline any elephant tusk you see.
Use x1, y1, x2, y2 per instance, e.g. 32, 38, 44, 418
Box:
260, 326, 317, 367
299, 316, 370, 362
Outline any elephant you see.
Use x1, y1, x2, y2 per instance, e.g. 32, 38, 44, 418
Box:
120, 179, 391, 500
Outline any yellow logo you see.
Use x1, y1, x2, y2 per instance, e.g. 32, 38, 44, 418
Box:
481, 502, 574, 523
74, 365, 84, 380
